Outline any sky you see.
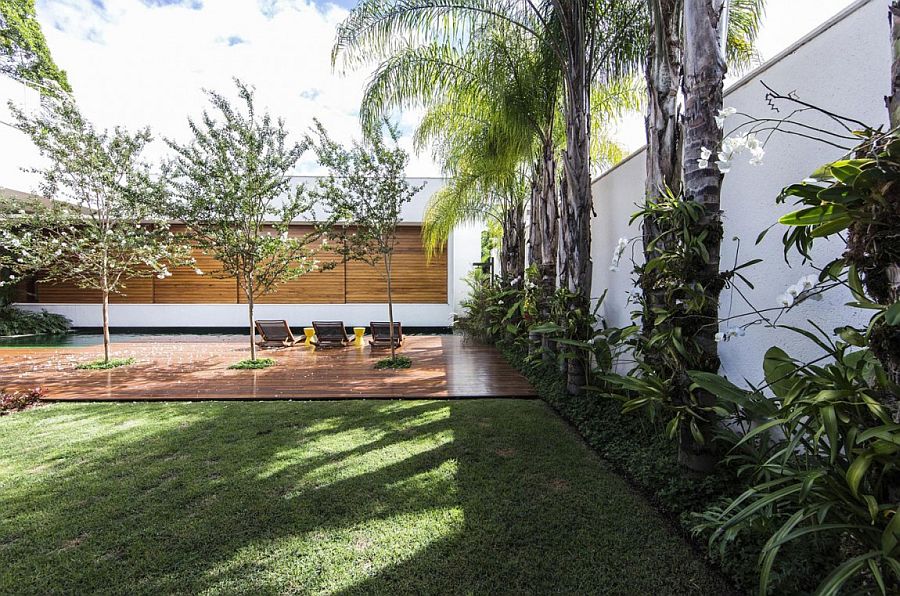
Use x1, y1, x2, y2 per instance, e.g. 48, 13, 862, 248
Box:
23, 0, 860, 178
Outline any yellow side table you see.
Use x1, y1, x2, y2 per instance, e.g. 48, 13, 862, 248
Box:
353, 327, 366, 346
303, 328, 316, 346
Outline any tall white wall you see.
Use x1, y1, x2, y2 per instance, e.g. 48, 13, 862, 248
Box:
591, 0, 889, 386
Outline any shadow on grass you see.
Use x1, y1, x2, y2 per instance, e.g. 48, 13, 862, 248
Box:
0, 400, 730, 594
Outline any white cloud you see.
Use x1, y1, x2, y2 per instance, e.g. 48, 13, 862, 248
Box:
7, 0, 859, 186
32, 0, 443, 176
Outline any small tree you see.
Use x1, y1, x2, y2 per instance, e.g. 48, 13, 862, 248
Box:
163, 79, 319, 364
0, 95, 192, 364
308, 120, 421, 363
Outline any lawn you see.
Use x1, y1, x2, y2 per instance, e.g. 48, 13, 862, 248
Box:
0, 399, 730, 595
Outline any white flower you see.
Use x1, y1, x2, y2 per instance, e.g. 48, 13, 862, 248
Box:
799, 274, 817, 291
744, 135, 764, 166
609, 237, 629, 272
715, 107, 737, 128
716, 159, 732, 174
194, 268, 204, 276
777, 293, 794, 308
714, 332, 725, 343
786, 284, 803, 298
698, 147, 713, 169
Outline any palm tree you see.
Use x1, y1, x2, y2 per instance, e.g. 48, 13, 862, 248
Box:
642, 0, 766, 324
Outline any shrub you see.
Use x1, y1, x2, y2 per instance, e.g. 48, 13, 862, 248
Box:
0, 387, 44, 414
75, 357, 135, 370
374, 355, 411, 370
0, 306, 70, 336
227, 358, 275, 370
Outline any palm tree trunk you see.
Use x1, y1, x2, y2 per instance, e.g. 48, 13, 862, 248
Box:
528, 173, 542, 268
554, 0, 593, 394
539, 144, 560, 361
680, 0, 728, 471
889, 3, 900, 128
643, 0, 684, 338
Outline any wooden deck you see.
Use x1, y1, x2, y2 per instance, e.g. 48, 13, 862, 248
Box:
0, 335, 536, 401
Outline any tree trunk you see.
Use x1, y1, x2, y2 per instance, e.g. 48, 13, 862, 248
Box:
101, 288, 111, 364
539, 143, 560, 360
554, 0, 593, 394
680, 0, 728, 471
386, 257, 396, 361
642, 0, 684, 338
888, 2, 900, 128
528, 173, 542, 269
248, 278, 257, 362
501, 202, 526, 282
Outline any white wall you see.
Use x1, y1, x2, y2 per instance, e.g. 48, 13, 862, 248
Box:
592, 0, 888, 386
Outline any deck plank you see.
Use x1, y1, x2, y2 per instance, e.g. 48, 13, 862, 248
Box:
0, 335, 536, 400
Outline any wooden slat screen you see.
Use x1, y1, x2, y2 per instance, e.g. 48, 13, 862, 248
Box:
28, 225, 448, 305
345, 226, 448, 304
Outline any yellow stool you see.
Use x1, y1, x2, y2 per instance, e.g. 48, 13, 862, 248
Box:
353, 327, 366, 346
303, 328, 316, 346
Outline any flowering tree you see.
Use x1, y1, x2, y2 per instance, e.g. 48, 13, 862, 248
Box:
163, 79, 319, 364
308, 119, 421, 364
0, 95, 192, 364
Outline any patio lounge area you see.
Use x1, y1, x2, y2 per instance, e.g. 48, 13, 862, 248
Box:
0, 334, 537, 401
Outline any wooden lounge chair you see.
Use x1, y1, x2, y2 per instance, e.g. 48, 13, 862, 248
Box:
369, 321, 403, 348
311, 321, 351, 348
255, 320, 298, 348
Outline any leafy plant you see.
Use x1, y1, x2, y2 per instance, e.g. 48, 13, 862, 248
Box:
0, 386, 43, 414
775, 127, 900, 397
227, 358, 275, 370
374, 355, 411, 370
76, 357, 135, 370
692, 328, 900, 594
0, 306, 70, 336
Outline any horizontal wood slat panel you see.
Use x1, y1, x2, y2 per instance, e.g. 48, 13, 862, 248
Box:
37, 277, 154, 304
27, 225, 447, 305
154, 250, 237, 304
243, 225, 345, 304
346, 226, 447, 304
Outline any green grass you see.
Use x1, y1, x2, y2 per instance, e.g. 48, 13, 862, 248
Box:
227, 357, 275, 370
374, 355, 412, 370
0, 400, 730, 594
74, 357, 135, 370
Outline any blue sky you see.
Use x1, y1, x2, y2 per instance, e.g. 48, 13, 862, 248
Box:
29, 0, 857, 177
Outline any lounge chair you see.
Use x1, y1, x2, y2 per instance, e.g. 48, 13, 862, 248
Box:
369, 321, 402, 348
255, 320, 298, 348
311, 321, 351, 348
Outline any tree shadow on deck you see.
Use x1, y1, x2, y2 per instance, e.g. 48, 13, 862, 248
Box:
0, 399, 728, 594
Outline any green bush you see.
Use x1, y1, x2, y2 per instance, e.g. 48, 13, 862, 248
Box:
227, 358, 275, 370
75, 357, 135, 370
374, 355, 411, 369
0, 306, 70, 336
